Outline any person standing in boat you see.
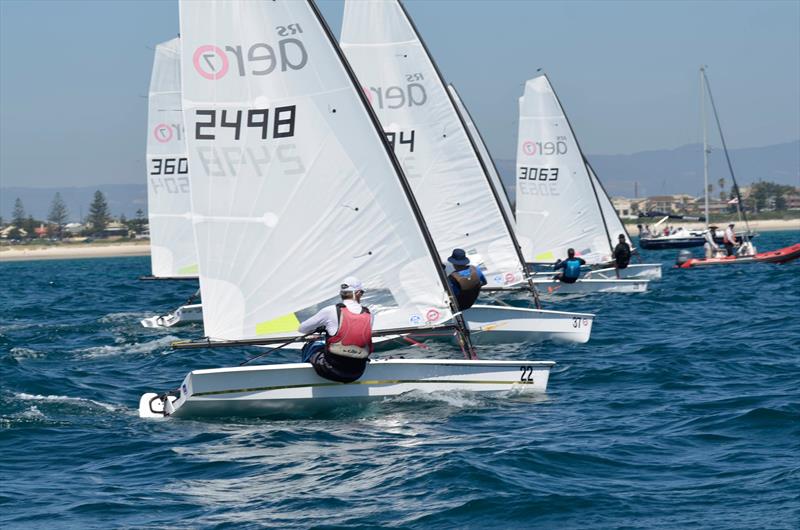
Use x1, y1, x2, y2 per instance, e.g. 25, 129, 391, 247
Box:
613, 234, 632, 274
553, 248, 586, 284
723, 223, 737, 256
297, 277, 374, 383
443, 248, 486, 310
704, 227, 721, 258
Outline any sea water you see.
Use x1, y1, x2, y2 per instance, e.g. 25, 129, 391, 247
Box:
1, 230, 798, 528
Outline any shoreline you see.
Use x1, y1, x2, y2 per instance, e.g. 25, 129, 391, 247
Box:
0, 241, 151, 262
1, 219, 797, 262
623, 218, 800, 233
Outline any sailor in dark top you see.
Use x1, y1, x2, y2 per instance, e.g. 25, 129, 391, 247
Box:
553, 248, 586, 284
444, 248, 487, 310
613, 234, 632, 270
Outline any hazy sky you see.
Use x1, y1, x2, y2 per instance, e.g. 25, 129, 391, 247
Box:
1, 0, 798, 188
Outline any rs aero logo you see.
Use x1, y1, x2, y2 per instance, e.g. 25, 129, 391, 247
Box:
192, 25, 308, 80
522, 138, 568, 156
153, 123, 182, 143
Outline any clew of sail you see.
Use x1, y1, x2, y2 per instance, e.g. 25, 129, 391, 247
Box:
179, 0, 454, 341
146, 38, 198, 278
515, 75, 611, 265
340, 0, 525, 288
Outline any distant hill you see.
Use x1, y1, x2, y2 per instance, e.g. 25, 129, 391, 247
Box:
0, 184, 147, 223
2, 141, 797, 222
495, 140, 800, 200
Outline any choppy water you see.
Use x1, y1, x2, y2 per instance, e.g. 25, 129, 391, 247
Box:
1, 231, 799, 528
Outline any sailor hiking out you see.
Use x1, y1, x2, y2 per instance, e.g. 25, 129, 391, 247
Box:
298, 277, 374, 383
553, 248, 586, 284
444, 248, 487, 310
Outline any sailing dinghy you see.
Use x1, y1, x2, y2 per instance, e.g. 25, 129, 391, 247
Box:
339, 0, 594, 340
140, 0, 554, 419
140, 38, 202, 329
515, 74, 652, 294
449, 81, 660, 283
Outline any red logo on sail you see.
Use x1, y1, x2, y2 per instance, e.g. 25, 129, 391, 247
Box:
153, 124, 173, 143
425, 309, 440, 322
193, 45, 229, 80
522, 141, 537, 156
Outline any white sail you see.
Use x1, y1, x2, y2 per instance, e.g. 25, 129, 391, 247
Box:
515, 75, 611, 265
587, 162, 633, 249
146, 38, 198, 277
340, 0, 525, 288
178, 0, 454, 341
448, 84, 515, 227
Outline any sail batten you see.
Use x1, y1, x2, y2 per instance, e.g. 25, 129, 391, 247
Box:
179, 0, 454, 341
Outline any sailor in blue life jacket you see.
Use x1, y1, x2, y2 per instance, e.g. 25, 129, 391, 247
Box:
444, 248, 487, 310
298, 277, 374, 383
553, 248, 586, 284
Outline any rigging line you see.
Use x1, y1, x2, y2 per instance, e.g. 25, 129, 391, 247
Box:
701, 68, 752, 240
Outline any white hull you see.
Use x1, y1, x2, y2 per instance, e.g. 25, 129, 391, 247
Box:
139, 358, 554, 419
585, 263, 662, 280
140, 303, 203, 328
378, 305, 593, 347
531, 278, 648, 297
463, 304, 592, 345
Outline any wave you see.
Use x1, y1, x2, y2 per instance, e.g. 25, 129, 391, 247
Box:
15, 392, 120, 412
79, 335, 179, 358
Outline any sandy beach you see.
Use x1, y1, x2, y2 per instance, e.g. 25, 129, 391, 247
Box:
0, 241, 151, 262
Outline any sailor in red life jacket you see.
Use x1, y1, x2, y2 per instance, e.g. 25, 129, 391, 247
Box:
298, 277, 374, 383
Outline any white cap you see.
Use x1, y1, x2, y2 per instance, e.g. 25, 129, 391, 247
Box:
340, 276, 364, 293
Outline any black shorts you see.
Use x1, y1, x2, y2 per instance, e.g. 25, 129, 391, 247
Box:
309, 351, 367, 383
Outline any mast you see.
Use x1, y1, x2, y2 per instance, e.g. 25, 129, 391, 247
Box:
701, 66, 709, 229
701, 67, 752, 240
393, 0, 540, 308
447, 84, 542, 307
310, 0, 476, 356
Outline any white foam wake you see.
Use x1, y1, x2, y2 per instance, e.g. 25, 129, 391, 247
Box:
81, 335, 179, 358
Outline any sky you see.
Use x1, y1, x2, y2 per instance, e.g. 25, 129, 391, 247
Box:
0, 0, 798, 189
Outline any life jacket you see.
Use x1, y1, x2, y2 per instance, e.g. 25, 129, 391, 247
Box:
325, 303, 373, 359
564, 258, 582, 280
449, 266, 482, 310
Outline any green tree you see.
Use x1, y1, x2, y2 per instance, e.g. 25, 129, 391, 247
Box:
47, 192, 69, 238
87, 190, 110, 235
12, 197, 25, 228
133, 208, 147, 234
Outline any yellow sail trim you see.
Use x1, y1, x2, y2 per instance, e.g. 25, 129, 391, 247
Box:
178, 264, 199, 275
255, 313, 301, 335
534, 250, 555, 262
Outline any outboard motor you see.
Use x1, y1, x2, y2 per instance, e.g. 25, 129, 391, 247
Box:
676, 249, 694, 267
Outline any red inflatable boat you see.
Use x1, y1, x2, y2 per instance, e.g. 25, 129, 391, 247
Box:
678, 243, 800, 268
